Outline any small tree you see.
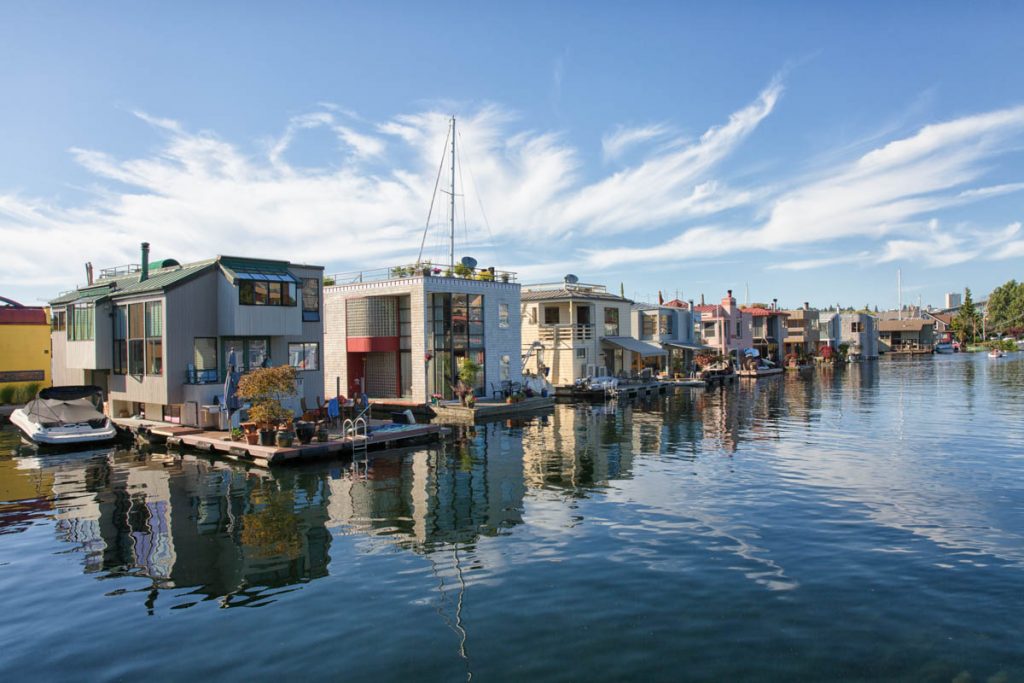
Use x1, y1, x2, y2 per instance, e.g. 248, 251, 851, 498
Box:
456, 357, 481, 405
237, 365, 297, 428
953, 287, 982, 345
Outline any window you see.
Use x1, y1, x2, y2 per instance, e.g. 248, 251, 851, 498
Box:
576, 348, 587, 359
288, 342, 319, 371
247, 338, 268, 371
68, 303, 95, 341
642, 314, 656, 338
51, 309, 66, 332
703, 321, 717, 338
499, 303, 510, 328
544, 306, 560, 325
113, 306, 127, 375
193, 337, 218, 383
659, 314, 673, 336
851, 321, 864, 333
604, 307, 619, 336
238, 278, 298, 308
302, 278, 320, 321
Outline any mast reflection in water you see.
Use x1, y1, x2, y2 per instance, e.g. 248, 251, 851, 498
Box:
2, 356, 1023, 681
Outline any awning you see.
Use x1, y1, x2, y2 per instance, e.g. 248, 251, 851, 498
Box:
220, 257, 302, 284
602, 336, 667, 357
662, 341, 709, 352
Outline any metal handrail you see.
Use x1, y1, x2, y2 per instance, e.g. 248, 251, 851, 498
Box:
325, 263, 517, 286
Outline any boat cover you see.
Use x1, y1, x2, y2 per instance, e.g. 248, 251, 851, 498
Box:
19, 397, 107, 427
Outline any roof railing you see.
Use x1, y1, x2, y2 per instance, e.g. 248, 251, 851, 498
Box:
325, 263, 517, 287
522, 281, 608, 293
98, 264, 141, 280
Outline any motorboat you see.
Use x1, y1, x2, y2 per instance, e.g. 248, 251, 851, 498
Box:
9, 385, 118, 446
934, 342, 955, 354
988, 349, 1005, 359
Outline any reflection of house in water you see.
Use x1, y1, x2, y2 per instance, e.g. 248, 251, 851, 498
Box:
519, 405, 637, 492
326, 434, 525, 549
26, 453, 334, 607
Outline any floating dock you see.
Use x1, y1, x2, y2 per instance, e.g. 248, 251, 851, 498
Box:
115, 419, 444, 468
737, 368, 784, 378
431, 396, 555, 423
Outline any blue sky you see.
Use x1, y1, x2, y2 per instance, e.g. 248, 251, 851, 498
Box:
2, 1, 1023, 308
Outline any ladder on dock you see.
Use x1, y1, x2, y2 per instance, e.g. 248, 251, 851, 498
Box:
343, 407, 370, 459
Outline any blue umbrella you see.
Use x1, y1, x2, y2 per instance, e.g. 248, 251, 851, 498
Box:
223, 349, 241, 426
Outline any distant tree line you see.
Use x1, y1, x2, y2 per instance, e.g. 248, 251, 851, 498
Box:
985, 279, 1024, 337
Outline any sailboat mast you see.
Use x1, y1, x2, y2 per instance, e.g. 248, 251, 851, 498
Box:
450, 116, 456, 272
897, 268, 902, 321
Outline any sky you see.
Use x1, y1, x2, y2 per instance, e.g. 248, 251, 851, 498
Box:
2, 1, 1023, 309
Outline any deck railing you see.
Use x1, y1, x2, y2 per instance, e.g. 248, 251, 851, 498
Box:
326, 263, 517, 286
539, 324, 594, 342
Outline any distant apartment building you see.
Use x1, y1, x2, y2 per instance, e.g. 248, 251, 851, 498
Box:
694, 290, 753, 362
50, 243, 324, 425
323, 265, 522, 402
817, 311, 842, 351
520, 279, 642, 385
782, 303, 821, 357
631, 301, 702, 375
740, 301, 787, 364
878, 319, 935, 353
840, 313, 878, 359
945, 292, 962, 309
0, 297, 51, 397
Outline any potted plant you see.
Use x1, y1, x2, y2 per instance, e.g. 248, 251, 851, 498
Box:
295, 421, 315, 445
276, 424, 295, 448
457, 358, 481, 406
240, 421, 260, 445
315, 421, 330, 443
500, 272, 510, 283
466, 394, 476, 408
453, 262, 473, 278
237, 365, 298, 448
230, 427, 244, 442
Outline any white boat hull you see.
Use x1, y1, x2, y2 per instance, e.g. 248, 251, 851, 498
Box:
9, 409, 118, 446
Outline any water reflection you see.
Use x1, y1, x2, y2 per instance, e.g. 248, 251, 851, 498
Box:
0, 356, 1020, 624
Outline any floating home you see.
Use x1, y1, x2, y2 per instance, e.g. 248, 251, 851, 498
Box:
323, 265, 523, 403
520, 279, 657, 386
841, 313, 879, 359
0, 297, 51, 396
630, 301, 703, 375
693, 290, 754, 364
49, 243, 325, 426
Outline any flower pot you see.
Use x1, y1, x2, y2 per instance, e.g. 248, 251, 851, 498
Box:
296, 422, 315, 445
259, 429, 276, 446
276, 430, 295, 448
316, 427, 330, 443
245, 432, 259, 445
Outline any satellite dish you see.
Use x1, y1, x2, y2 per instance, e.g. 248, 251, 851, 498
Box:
461, 256, 478, 269
564, 274, 579, 284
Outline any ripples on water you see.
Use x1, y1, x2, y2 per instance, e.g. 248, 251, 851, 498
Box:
1, 354, 1023, 681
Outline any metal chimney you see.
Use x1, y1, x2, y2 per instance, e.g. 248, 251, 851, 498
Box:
85, 262, 93, 286
140, 242, 150, 282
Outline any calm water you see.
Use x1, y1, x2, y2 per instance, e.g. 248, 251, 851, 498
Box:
2, 354, 1023, 681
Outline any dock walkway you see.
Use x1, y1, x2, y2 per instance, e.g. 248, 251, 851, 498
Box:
114, 418, 444, 468
431, 396, 554, 423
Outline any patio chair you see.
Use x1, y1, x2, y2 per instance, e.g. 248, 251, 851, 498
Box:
491, 381, 506, 399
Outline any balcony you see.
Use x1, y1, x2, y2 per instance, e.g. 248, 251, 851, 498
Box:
539, 324, 594, 342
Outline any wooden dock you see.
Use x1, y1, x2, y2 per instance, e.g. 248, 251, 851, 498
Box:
431, 396, 555, 423
116, 419, 445, 468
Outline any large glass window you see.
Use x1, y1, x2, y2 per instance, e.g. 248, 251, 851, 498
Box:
642, 314, 656, 338
659, 314, 673, 336
221, 338, 271, 378
113, 306, 127, 375
499, 303, 510, 328
238, 278, 297, 307
193, 337, 218, 383
128, 303, 145, 375
51, 308, 66, 332
544, 307, 560, 325
604, 307, 619, 336
288, 342, 319, 371
429, 292, 486, 398
68, 303, 95, 341
302, 278, 320, 321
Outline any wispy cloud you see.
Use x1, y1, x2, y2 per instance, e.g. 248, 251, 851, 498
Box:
601, 123, 673, 162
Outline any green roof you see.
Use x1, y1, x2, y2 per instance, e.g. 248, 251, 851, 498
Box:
112, 259, 216, 296
50, 285, 112, 306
